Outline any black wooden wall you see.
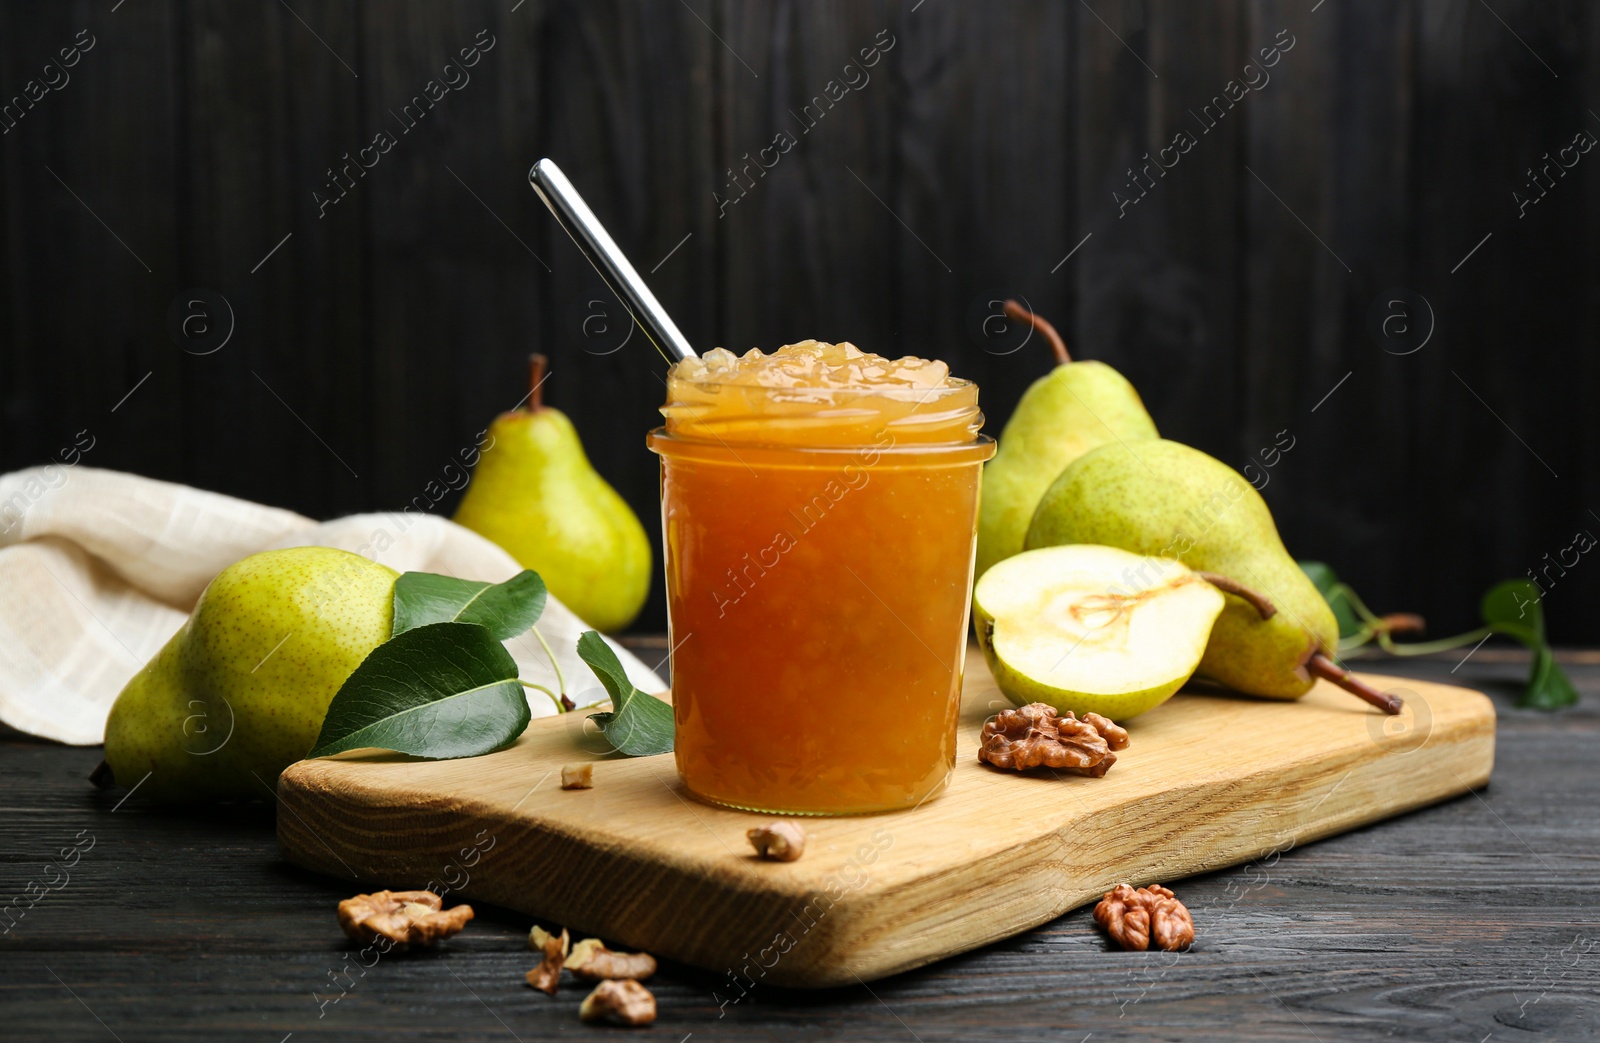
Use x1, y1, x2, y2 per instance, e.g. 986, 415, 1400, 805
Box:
2, 1, 1596, 641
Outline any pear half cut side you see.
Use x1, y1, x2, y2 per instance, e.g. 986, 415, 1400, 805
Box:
974, 544, 1225, 721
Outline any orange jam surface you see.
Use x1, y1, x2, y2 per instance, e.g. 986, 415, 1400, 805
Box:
650, 341, 992, 814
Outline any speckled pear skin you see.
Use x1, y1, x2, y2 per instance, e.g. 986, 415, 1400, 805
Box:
453, 406, 651, 633
1024, 439, 1338, 699
975, 361, 1158, 581
103, 547, 397, 802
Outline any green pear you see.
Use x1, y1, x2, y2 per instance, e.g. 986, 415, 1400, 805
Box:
974, 544, 1224, 720
1025, 440, 1400, 713
975, 301, 1158, 581
453, 356, 651, 632
102, 547, 398, 802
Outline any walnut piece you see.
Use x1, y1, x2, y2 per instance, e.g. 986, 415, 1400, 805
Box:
525, 926, 570, 994
1094, 883, 1194, 952
337, 890, 473, 949
579, 979, 657, 1026
561, 764, 593, 790
747, 820, 807, 861
978, 702, 1130, 775
567, 937, 658, 981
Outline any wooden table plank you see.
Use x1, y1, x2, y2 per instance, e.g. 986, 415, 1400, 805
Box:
1, 649, 1596, 1041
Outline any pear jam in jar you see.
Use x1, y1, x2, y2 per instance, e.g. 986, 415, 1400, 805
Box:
647, 341, 993, 815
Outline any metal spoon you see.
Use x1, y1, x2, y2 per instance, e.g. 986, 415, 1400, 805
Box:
528, 158, 697, 363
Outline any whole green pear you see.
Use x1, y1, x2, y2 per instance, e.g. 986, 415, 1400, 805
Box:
103, 547, 397, 802
975, 302, 1157, 581
454, 356, 650, 633
1025, 439, 1336, 699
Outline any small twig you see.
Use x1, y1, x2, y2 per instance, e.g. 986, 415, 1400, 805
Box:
519, 680, 567, 715
1002, 299, 1071, 365
1377, 612, 1427, 637
1195, 572, 1277, 620
1337, 630, 1377, 653
1307, 652, 1404, 715
1377, 624, 1494, 657
1327, 581, 1383, 627
531, 624, 567, 700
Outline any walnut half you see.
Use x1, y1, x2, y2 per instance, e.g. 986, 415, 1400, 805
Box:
1094, 883, 1194, 952
978, 702, 1130, 775
525, 926, 570, 994
579, 979, 657, 1026
747, 820, 807, 861
567, 937, 658, 981
337, 890, 473, 949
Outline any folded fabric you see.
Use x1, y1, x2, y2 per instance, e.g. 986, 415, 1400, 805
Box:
0, 466, 665, 745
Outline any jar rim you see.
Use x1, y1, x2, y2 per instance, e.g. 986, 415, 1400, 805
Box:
646, 428, 995, 464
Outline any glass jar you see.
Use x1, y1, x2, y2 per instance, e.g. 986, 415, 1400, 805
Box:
647, 342, 993, 814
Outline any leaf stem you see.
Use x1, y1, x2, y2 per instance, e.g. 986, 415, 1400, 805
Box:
1326, 581, 1384, 627
531, 624, 567, 698
1376, 625, 1493, 657
1337, 630, 1376, 653
518, 679, 567, 714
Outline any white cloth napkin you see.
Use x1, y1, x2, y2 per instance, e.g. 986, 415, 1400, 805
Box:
0, 466, 665, 745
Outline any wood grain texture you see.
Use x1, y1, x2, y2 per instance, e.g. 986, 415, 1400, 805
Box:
1, 647, 1595, 1041
275, 646, 1494, 987
4, 3, 1595, 642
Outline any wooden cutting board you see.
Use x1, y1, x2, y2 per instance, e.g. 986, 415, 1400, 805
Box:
276, 647, 1495, 987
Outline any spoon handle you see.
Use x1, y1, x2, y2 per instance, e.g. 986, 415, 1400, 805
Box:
529, 158, 697, 363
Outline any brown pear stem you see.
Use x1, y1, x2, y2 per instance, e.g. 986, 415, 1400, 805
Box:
1377, 612, 1427, 637
1195, 572, 1277, 620
88, 760, 115, 789
560, 693, 576, 712
1308, 652, 1405, 715
1002, 299, 1071, 365
529, 354, 548, 411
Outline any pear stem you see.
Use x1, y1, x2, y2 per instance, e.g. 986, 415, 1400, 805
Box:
1002, 299, 1072, 365
1307, 652, 1405, 715
1196, 572, 1278, 620
528, 354, 548, 412
88, 760, 115, 789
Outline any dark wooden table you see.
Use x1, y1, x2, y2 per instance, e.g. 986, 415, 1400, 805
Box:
3, 646, 1596, 1042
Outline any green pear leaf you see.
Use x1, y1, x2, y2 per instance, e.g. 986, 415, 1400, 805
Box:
1523, 645, 1581, 710
391, 570, 547, 641
1480, 579, 1545, 644
1299, 561, 1365, 639
1479, 580, 1578, 709
309, 622, 530, 759
576, 630, 673, 756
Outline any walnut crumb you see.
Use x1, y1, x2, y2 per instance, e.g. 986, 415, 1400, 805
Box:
337, 890, 473, 949
1094, 883, 1194, 952
978, 702, 1129, 775
561, 763, 594, 790
579, 978, 657, 1026
525, 925, 570, 994
747, 820, 807, 861
567, 937, 658, 981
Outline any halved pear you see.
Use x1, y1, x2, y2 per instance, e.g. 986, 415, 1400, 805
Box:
974, 544, 1225, 720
